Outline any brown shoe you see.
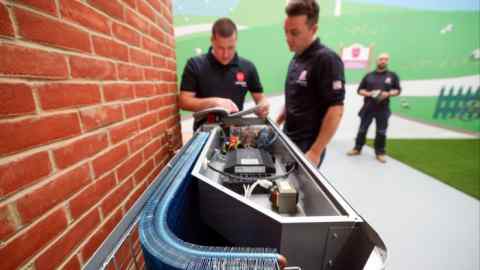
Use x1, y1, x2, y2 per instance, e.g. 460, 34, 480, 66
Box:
376, 155, 387, 163
347, 149, 361, 156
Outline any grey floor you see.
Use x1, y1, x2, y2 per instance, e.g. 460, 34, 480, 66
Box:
322, 140, 479, 270
181, 78, 480, 270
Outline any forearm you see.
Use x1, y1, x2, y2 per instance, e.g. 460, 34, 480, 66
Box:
358, 89, 371, 97
309, 105, 344, 154
251, 92, 266, 105
276, 106, 286, 125
389, 89, 400, 96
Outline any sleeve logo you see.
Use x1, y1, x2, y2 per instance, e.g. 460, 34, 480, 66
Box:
333, 80, 343, 90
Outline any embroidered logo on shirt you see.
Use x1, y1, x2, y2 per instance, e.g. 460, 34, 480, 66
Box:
235, 71, 247, 87
296, 70, 308, 86
333, 80, 343, 90
385, 77, 392, 84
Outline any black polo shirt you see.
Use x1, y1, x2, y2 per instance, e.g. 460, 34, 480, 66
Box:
284, 38, 345, 145
358, 70, 401, 112
180, 47, 263, 111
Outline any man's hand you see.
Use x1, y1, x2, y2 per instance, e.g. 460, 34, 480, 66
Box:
214, 98, 239, 113
378, 91, 390, 101
305, 148, 322, 166
255, 101, 270, 118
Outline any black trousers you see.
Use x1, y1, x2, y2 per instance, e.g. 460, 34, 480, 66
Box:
354, 110, 391, 155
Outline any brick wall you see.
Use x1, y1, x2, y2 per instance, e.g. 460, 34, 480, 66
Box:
0, 0, 181, 269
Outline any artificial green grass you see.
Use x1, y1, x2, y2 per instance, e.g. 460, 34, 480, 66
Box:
368, 139, 480, 199
390, 96, 480, 133
175, 1, 480, 93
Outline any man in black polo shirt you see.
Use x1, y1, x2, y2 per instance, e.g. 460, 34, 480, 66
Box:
179, 18, 269, 130
347, 53, 401, 163
276, 0, 345, 167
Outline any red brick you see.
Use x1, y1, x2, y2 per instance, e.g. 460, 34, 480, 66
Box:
130, 47, 151, 66
148, 97, 164, 111
166, 59, 176, 71
125, 9, 148, 33
35, 209, 100, 270
142, 36, 162, 54
69, 173, 116, 219
117, 153, 142, 181
149, 121, 166, 138
104, 84, 134, 101
70, 56, 116, 80
0, 43, 68, 79
0, 152, 51, 197
15, 8, 91, 53
134, 84, 156, 97
113, 23, 140, 47
92, 143, 128, 177
93, 36, 129, 62
81, 209, 122, 261
118, 63, 144, 81
148, 166, 161, 183
0, 209, 68, 270
143, 139, 162, 160
125, 180, 147, 211
163, 71, 177, 82
16, 164, 91, 224
17, 0, 57, 15
155, 83, 169, 95
166, 83, 177, 93
163, 95, 177, 106
137, 1, 155, 22
154, 148, 169, 169
80, 104, 123, 131
166, 116, 179, 130
0, 3, 13, 37
63, 256, 81, 270
152, 56, 165, 68
0, 83, 35, 117
0, 205, 16, 241
146, 0, 162, 12
129, 131, 151, 153
53, 133, 109, 169
0, 113, 81, 155
106, 260, 116, 270
38, 83, 101, 110
122, 0, 137, 9
139, 112, 157, 129
124, 100, 147, 118
157, 107, 171, 120
109, 120, 138, 144
116, 239, 132, 268
149, 24, 165, 43
144, 68, 163, 80
89, 0, 124, 20
101, 178, 133, 216
134, 159, 154, 184
60, 0, 110, 35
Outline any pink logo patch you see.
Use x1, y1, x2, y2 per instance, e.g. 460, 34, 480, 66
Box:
352, 47, 361, 58
236, 72, 245, 82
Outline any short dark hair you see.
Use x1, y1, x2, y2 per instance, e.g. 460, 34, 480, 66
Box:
285, 0, 320, 26
211, 18, 237, 38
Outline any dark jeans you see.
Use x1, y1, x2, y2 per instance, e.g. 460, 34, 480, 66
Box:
354, 110, 391, 155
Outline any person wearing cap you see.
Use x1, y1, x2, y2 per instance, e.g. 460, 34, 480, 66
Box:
347, 53, 401, 163
276, 0, 345, 168
179, 17, 269, 130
